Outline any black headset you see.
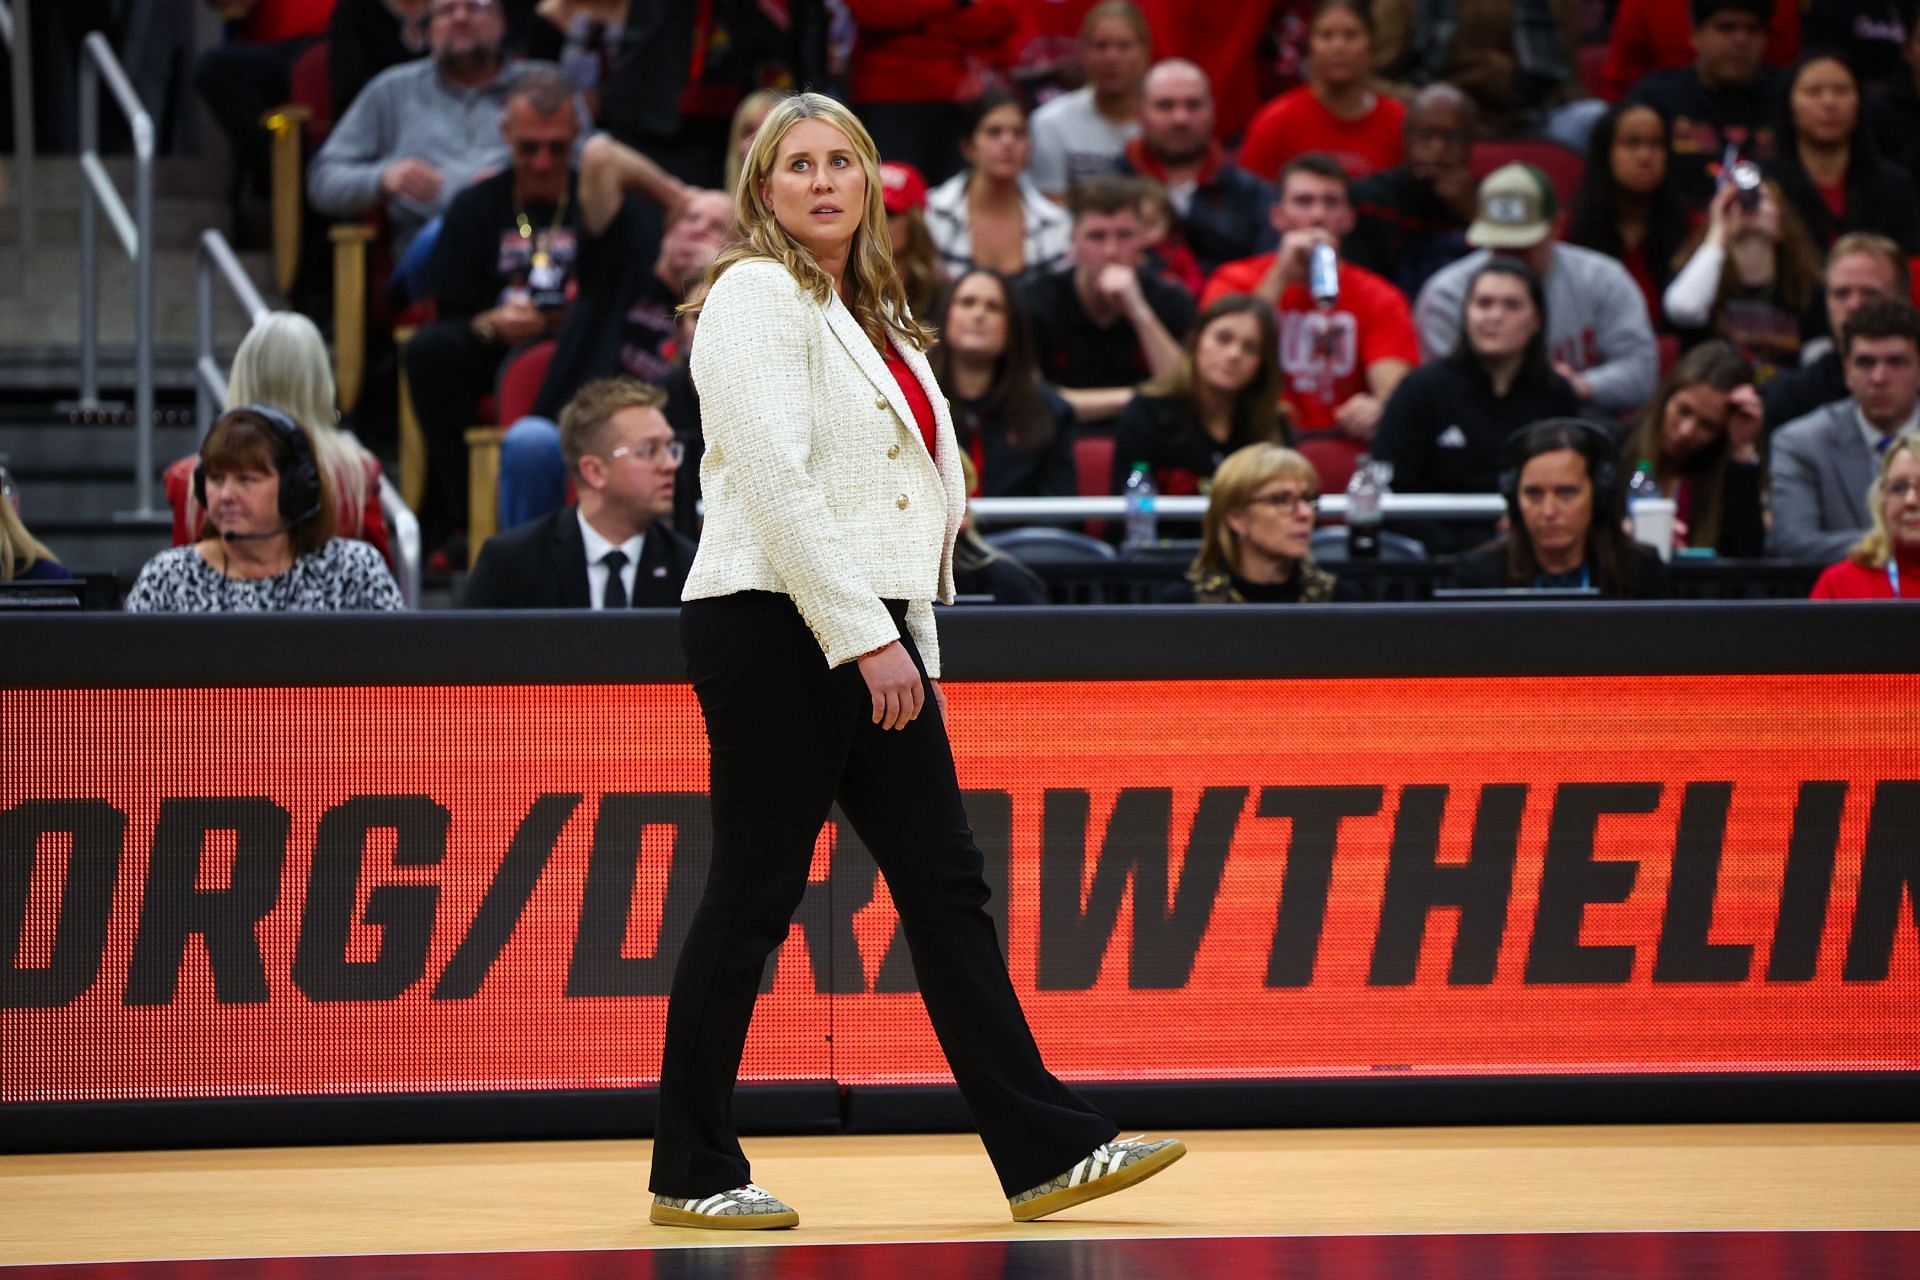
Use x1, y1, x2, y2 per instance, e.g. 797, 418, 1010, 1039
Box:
192, 403, 324, 529
1497, 417, 1621, 512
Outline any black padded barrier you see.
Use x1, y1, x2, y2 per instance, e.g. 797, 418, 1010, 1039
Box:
3, 604, 1917, 1153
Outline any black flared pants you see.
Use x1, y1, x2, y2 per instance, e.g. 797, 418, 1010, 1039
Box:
649, 592, 1115, 1199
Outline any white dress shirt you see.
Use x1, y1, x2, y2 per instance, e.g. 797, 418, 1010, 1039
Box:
578, 510, 644, 611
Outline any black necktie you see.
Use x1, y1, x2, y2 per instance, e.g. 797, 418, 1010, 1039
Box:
601, 549, 629, 610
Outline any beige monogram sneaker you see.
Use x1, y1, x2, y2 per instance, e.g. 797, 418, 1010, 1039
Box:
1009, 1135, 1187, 1221
649, 1182, 800, 1230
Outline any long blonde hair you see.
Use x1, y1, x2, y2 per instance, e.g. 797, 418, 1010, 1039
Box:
1848, 432, 1920, 569
697, 92, 935, 352
0, 494, 58, 580
222, 312, 370, 522
724, 87, 785, 198
1191, 443, 1320, 580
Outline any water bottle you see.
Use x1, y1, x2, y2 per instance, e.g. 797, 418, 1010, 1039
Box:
1124, 462, 1158, 548
1346, 455, 1382, 560
1626, 461, 1676, 560
1309, 242, 1341, 309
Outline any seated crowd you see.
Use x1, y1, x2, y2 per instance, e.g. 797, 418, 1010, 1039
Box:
20, 0, 1920, 608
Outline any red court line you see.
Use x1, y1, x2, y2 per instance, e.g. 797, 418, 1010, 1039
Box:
3, 1232, 1918, 1279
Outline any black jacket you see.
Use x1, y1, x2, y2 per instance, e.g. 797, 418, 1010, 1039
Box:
1116, 152, 1277, 279
1370, 356, 1581, 553
462, 505, 695, 608
1774, 154, 1920, 256
1110, 391, 1277, 495
422, 169, 582, 324
1344, 165, 1473, 301
952, 385, 1078, 498
1761, 349, 1846, 434
1627, 66, 1783, 207
1448, 541, 1670, 599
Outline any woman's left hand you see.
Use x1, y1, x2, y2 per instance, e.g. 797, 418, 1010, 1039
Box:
1726, 384, 1764, 462
930, 680, 946, 721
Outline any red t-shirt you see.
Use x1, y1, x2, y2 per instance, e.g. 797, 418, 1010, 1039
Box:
1815, 178, 1848, 225
1238, 88, 1406, 183
1200, 253, 1419, 479
884, 350, 938, 456
1619, 242, 1663, 333
241, 0, 335, 44
1809, 553, 1920, 600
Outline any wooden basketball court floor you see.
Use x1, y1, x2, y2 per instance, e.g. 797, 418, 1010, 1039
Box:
2, 1124, 1918, 1277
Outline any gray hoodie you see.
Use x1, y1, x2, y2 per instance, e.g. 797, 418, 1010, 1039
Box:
308, 58, 586, 258
1413, 243, 1659, 416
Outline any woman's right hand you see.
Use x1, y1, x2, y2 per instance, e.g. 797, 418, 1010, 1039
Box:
857, 641, 924, 730
1705, 182, 1740, 247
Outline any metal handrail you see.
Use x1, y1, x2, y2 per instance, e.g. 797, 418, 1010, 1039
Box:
195, 230, 269, 430
0, 0, 33, 252
969, 493, 1510, 525
79, 30, 157, 519
194, 229, 422, 609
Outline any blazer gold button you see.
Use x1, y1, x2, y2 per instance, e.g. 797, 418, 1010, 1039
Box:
887, 444, 900, 460
875, 397, 889, 411
896, 494, 909, 510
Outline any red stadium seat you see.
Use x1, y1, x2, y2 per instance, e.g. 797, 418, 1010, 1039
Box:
1578, 44, 1609, 101
1909, 256, 1920, 308
1074, 433, 1116, 497
288, 41, 332, 147
1074, 432, 1116, 539
1658, 333, 1680, 376
496, 340, 557, 428
460, 341, 560, 566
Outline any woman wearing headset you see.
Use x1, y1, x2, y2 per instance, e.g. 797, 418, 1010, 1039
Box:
124, 406, 402, 612
650, 92, 1183, 1231
1449, 418, 1669, 598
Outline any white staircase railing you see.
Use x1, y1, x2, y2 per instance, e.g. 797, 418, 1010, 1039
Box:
78, 29, 158, 520
0, 0, 35, 252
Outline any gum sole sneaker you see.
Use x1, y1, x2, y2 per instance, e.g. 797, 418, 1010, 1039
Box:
1009, 1135, 1187, 1221
650, 1183, 799, 1230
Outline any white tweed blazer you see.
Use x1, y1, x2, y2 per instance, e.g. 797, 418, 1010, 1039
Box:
682, 258, 967, 676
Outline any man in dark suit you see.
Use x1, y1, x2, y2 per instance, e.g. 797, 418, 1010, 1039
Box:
1770, 300, 1920, 562
463, 378, 694, 607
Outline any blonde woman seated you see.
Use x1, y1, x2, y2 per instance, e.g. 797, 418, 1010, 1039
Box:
1810, 432, 1920, 600
164, 312, 390, 565
1173, 443, 1336, 603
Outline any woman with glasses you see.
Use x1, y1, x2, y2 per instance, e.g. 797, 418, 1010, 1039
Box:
1173, 443, 1336, 603
462, 378, 694, 607
1810, 432, 1920, 599
651, 91, 1183, 1232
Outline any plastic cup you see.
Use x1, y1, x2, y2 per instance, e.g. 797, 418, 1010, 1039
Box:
1630, 497, 1677, 561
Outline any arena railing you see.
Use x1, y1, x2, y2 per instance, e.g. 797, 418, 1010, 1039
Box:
78, 30, 156, 520
194, 229, 424, 608
969, 493, 1509, 524
0, 0, 33, 254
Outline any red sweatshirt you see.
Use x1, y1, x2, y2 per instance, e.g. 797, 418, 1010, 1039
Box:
845, 0, 1019, 105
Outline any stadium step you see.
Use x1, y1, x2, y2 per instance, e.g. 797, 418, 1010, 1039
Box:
0, 156, 276, 392
2, 404, 199, 577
